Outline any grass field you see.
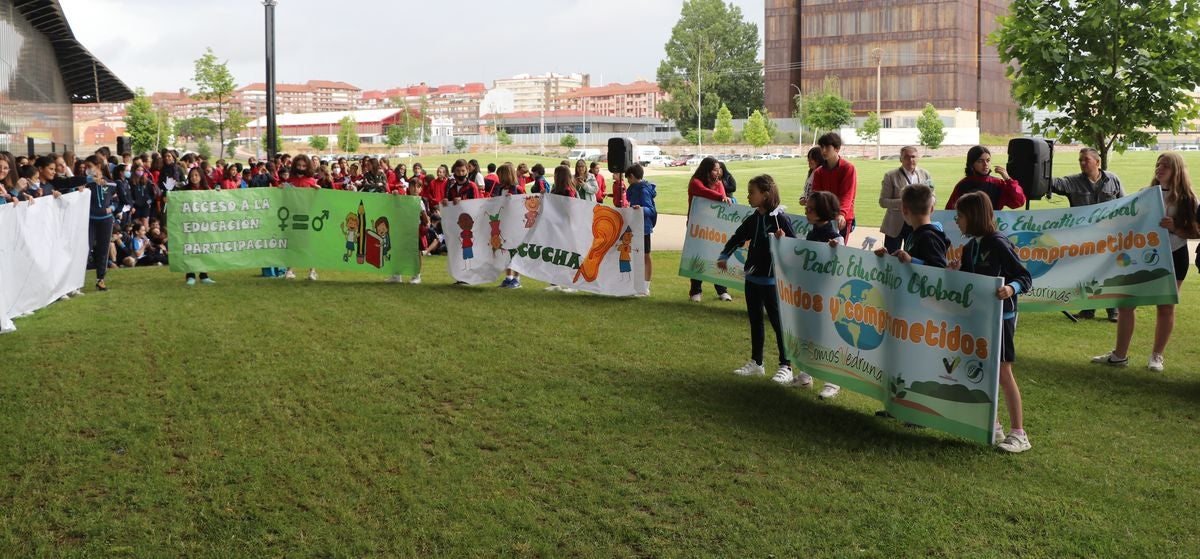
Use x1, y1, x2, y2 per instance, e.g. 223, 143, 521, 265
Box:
2, 253, 1198, 557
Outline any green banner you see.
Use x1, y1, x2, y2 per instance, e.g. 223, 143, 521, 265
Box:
167, 188, 421, 275
679, 198, 812, 290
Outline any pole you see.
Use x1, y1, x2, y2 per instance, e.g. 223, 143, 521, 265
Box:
697, 42, 702, 152
264, 0, 278, 161
791, 84, 802, 149
874, 48, 882, 160
540, 79, 546, 155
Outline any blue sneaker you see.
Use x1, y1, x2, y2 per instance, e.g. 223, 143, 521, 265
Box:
499, 278, 515, 288
510, 279, 522, 289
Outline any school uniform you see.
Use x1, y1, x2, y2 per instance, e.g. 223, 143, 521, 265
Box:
719, 211, 796, 366
960, 232, 1032, 362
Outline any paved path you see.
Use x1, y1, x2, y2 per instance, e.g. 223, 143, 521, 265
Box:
653, 213, 889, 251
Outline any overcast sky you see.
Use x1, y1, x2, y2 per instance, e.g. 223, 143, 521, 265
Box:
58, 0, 765, 94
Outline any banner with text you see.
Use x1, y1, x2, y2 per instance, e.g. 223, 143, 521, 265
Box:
933, 187, 1176, 311
771, 237, 1003, 444
680, 198, 812, 290
440, 194, 545, 285
167, 189, 421, 275
503, 194, 646, 296
0, 191, 89, 333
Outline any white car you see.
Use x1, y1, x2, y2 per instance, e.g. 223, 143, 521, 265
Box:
685, 154, 713, 166
1178, 144, 1199, 151
647, 155, 674, 166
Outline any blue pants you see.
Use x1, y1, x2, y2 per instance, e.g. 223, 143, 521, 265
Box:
88, 217, 114, 281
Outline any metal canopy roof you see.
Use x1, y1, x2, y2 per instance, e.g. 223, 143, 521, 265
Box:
13, 0, 134, 103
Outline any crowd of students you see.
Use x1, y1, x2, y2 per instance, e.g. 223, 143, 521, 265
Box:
5, 137, 1197, 453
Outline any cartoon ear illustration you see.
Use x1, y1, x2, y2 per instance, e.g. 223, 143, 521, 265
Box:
574, 205, 624, 284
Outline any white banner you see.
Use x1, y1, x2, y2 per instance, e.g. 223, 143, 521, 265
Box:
493, 194, 646, 296
441, 194, 545, 285
0, 191, 89, 333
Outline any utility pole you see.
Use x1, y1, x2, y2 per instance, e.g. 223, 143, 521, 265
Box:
791, 84, 802, 150
263, 0, 278, 161
874, 48, 882, 160
697, 42, 702, 152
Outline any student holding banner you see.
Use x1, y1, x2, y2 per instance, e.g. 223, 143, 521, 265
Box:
180, 167, 215, 286
688, 157, 732, 302
624, 164, 657, 296
949, 192, 1033, 453
717, 175, 795, 380
1093, 153, 1198, 372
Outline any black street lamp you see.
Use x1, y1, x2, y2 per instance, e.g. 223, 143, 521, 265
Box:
264, 0, 278, 160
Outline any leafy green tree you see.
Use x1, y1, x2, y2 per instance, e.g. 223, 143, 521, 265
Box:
196, 139, 212, 160
337, 116, 359, 152
560, 134, 578, 149
656, 0, 762, 136
260, 126, 283, 153
453, 137, 469, 153
743, 110, 771, 147
917, 104, 945, 150
175, 117, 216, 141
308, 135, 328, 151
993, 0, 1200, 169
713, 103, 734, 144
192, 47, 237, 150
124, 88, 163, 154
496, 129, 512, 146
800, 77, 854, 140
859, 112, 882, 145
385, 125, 406, 149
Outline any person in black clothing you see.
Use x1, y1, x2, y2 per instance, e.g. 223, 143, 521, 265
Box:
873, 183, 948, 268
718, 160, 737, 204
82, 159, 119, 291
717, 174, 796, 382
949, 191, 1033, 453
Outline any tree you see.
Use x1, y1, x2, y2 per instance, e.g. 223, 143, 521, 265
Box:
713, 103, 734, 144
496, 129, 512, 146
192, 47, 237, 150
124, 88, 164, 154
800, 76, 854, 140
196, 139, 212, 160
560, 134, 578, 149
859, 112, 882, 145
453, 138, 469, 153
385, 125, 406, 149
917, 104, 946, 150
656, 0, 763, 136
337, 116, 359, 152
175, 117, 217, 142
261, 126, 283, 153
743, 110, 771, 147
994, 0, 1200, 169
308, 135, 328, 151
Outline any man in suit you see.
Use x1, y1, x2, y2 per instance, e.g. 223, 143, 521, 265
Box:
879, 146, 933, 253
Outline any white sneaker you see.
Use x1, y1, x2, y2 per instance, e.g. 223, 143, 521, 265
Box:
307, 270, 318, 281
793, 371, 813, 389
690, 294, 702, 303
58, 293, 71, 301
545, 285, 561, 292
409, 275, 422, 284
818, 383, 841, 400
386, 274, 404, 283
284, 269, 296, 279
997, 432, 1032, 453
559, 287, 577, 293
993, 425, 1005, 444
733, 361, 765, 377
633, 292, 649, 298
1147, 353, 1164, 372
771, 365, 794, 384
719, 292, 733, 302
1091, 352, 1128, 367
70, 289, 84, 297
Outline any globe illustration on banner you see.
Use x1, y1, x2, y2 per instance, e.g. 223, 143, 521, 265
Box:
833, 279, 886, 350
1116, 252, 1133, 267
1006, 231, 1058, 278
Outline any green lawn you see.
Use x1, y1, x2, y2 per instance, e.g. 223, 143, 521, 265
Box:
2, 255, 1198, 557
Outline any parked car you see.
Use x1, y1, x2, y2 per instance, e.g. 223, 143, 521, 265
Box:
1178, 144, 1199, 151
647, 155, 674, 166
685, 154, 714, 165
667, 157, 690, 167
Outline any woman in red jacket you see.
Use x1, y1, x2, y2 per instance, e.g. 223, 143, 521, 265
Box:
687, 156, 733, 302
944, 145, 1026, 211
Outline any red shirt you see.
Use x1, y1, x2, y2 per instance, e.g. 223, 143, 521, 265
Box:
287, 176, 319, 188
812, 157, 858, 223
424, 177, 448, 205
592, 172, 607, 203
221, 179, 239, 190
687, 178, 726, 216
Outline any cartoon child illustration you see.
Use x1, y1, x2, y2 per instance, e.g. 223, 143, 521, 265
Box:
340, 212, 360, 262
523, 196, 540, 229
488, 212, 503, 253
618, 226, 633, 280
374, 216, 391, 261
458, 212, 475, 269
